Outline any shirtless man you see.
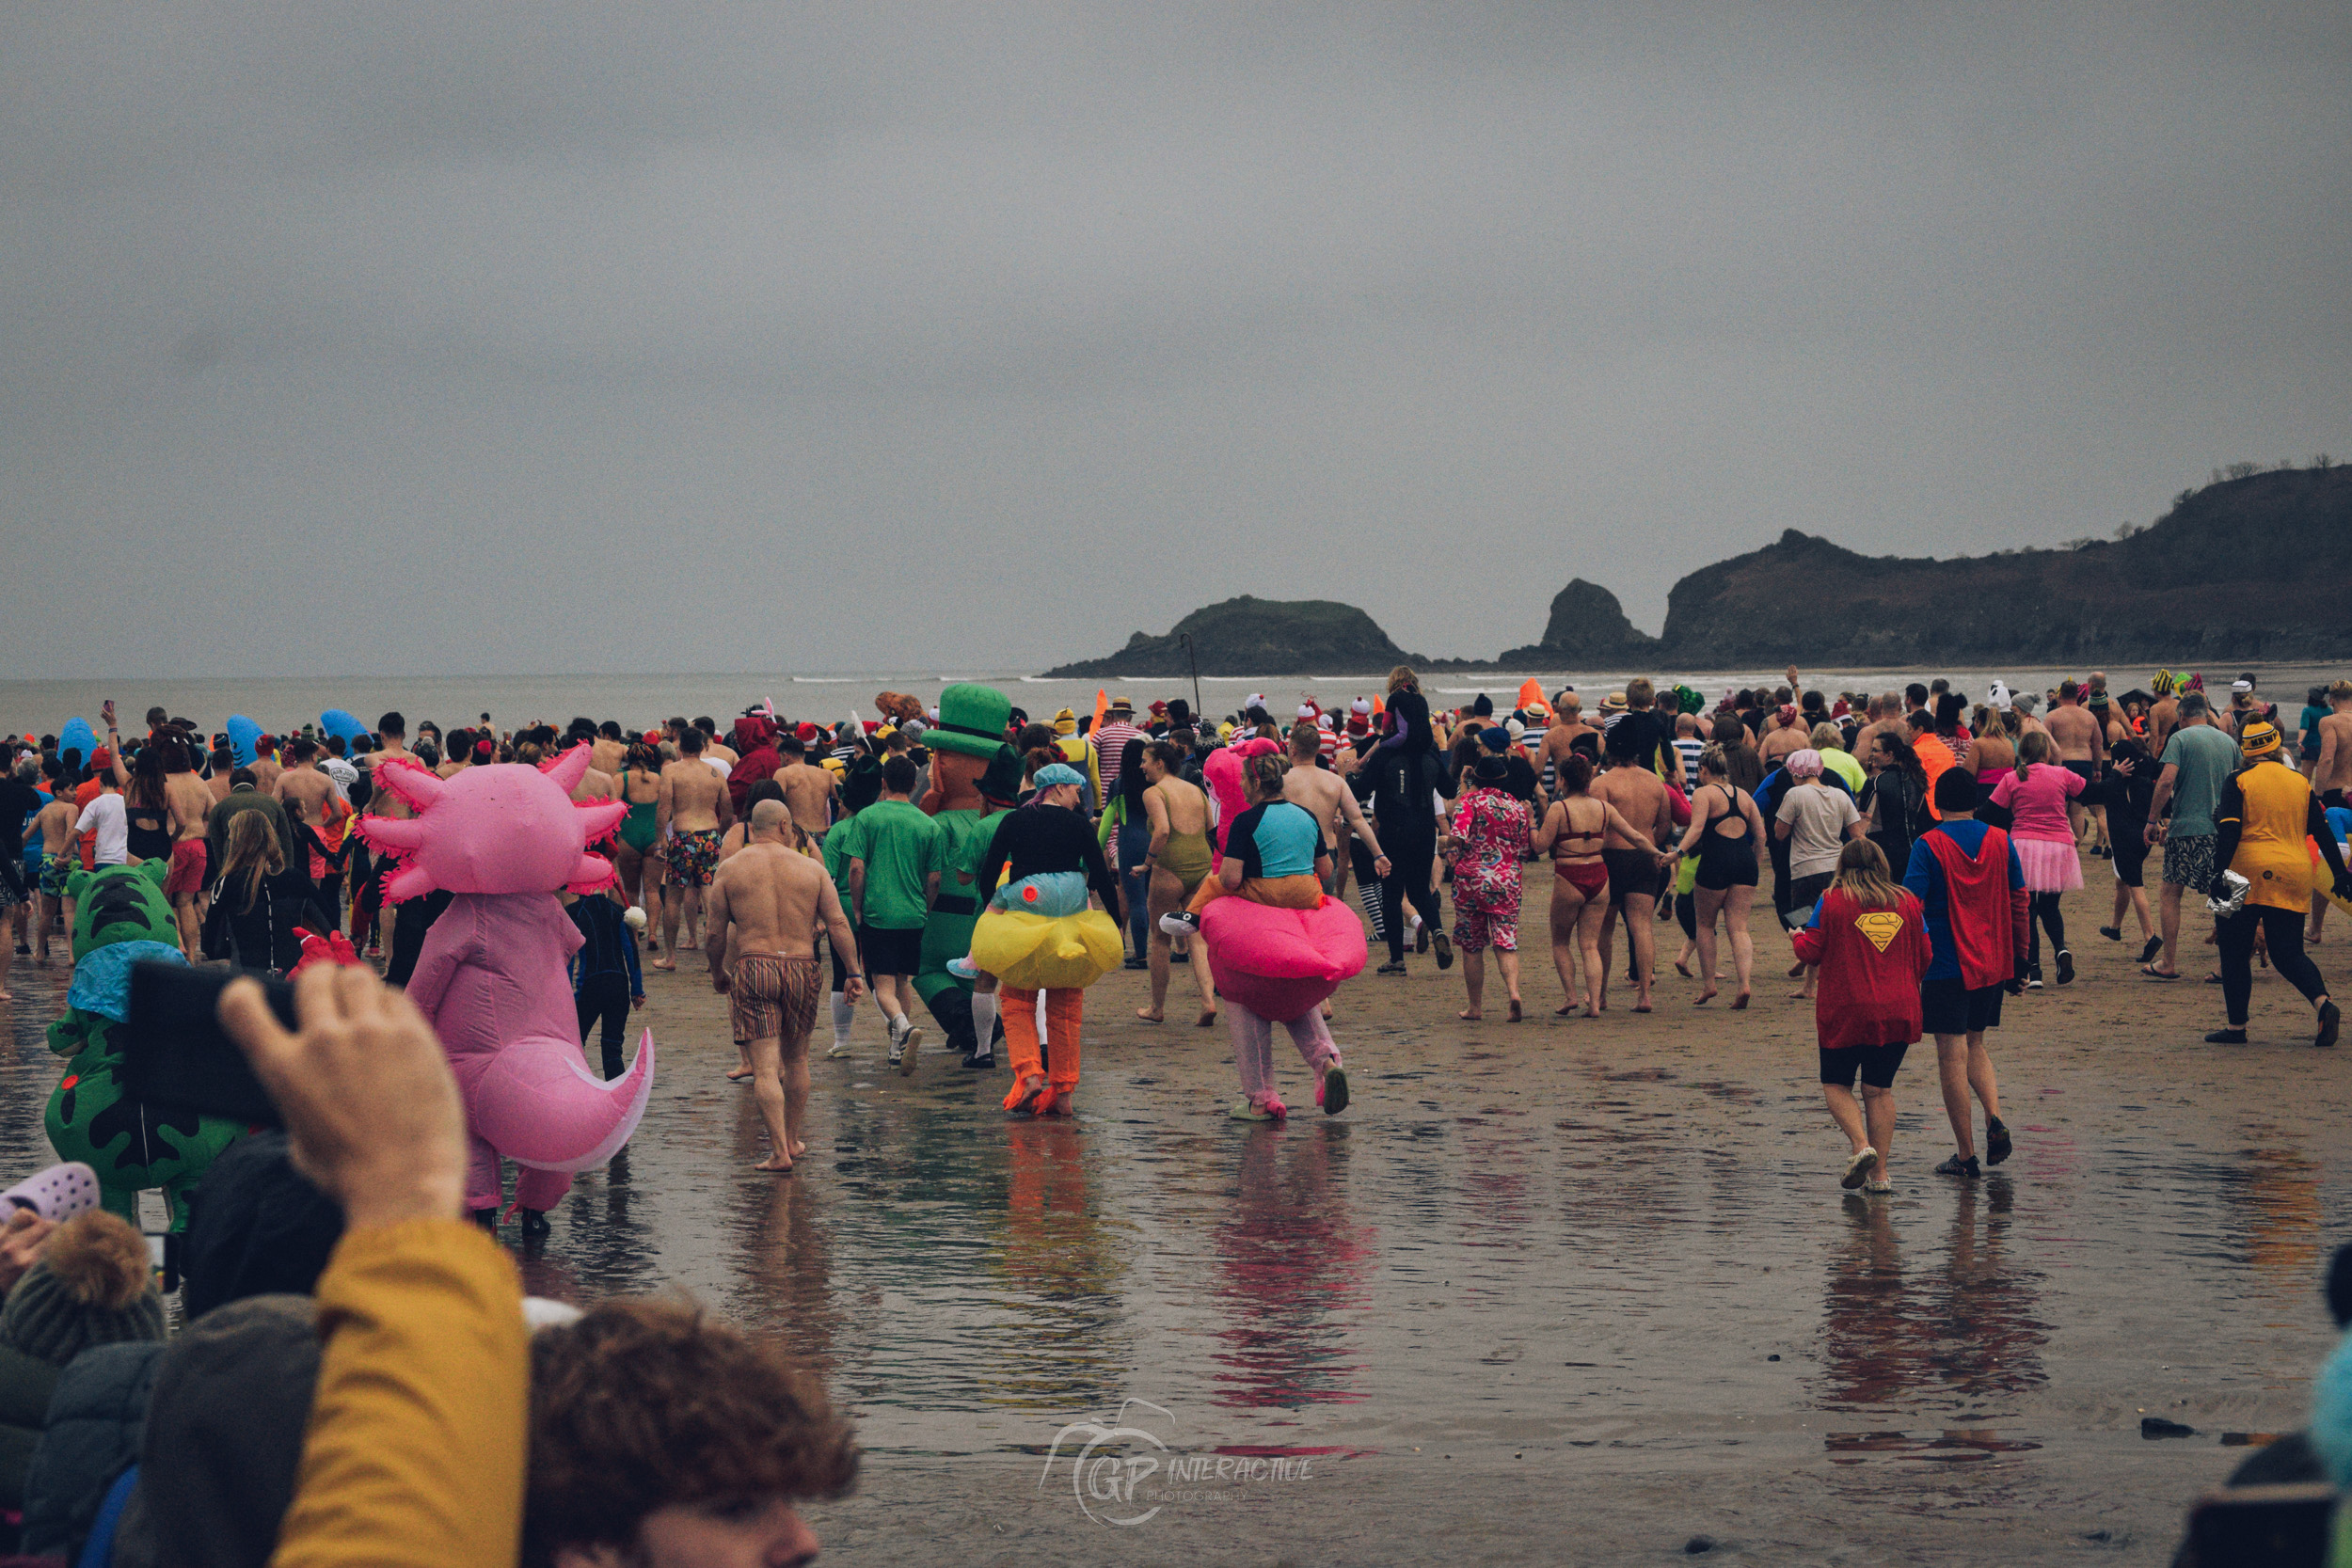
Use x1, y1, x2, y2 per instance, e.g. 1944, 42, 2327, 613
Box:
248, 736, 283, 797
707, 799, 864, 1173
1137, 741, 1220, 1025
566, 745, 618, 806
148, 738, 216, 959
352, 712, 419, 951
274, 737, 339, 836
204, 746, 235, 804
2044, 679, 2107, 847
1851, 694, 1904, 763
2148, 681, 2183, 755
1283, 724, 1390, 891
2315, 681, 2352, 812
657, 727, 733, 967
590, 721, 628, 781
22, 789, 82, 960
776, 736, 839, 847
1538, 696, 1599, 783
1590, 723, 1676, 1012
1758, 706, 1810, 769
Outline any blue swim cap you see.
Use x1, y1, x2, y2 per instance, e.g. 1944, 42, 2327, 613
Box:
1033, 762, 1085, 788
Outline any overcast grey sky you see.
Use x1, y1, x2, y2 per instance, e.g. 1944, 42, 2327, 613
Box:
6, 3, 2347, 677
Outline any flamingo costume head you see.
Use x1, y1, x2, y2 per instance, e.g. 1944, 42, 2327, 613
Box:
358, 745, 624, 902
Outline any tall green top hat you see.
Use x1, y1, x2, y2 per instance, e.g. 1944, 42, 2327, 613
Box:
928, 683, 1014, 760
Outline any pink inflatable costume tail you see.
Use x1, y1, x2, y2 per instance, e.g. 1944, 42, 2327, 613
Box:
470, 1029, 656, 1172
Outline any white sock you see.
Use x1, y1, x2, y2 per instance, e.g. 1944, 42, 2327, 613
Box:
970, 991, 999, 1056
830, 993, 854, 1048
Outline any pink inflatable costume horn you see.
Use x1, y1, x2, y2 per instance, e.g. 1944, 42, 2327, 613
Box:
358, 745, 653, 1217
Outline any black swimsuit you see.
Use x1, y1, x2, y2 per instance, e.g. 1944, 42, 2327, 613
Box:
1694, 786, 1759, 891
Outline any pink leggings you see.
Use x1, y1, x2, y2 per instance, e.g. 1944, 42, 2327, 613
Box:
1225, 1003, 1339, 1103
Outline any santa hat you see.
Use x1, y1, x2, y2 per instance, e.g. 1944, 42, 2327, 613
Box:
795, 722, 821, 743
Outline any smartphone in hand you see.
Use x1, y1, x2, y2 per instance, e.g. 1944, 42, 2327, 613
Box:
120, 961, 289, 1128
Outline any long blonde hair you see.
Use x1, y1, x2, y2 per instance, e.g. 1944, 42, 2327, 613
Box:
1831, 837, 1905, 911
1385, 666, 1420, 696
219, 810, 284, 914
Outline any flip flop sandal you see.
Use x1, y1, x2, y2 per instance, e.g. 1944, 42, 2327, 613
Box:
0, 1162, 99, 1223
2140, 965, 2181, 980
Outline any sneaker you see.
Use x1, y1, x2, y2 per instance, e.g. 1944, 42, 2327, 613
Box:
1840, 1147, 1879, 1190
897, 1023, 921, 1076
2055, 949, 2074, 986
1123, 956, 1149, 971
1229, 1098, 1279, 1122
2025, 970, 2044, 990
960, 1051, 995, 1069
887, 1045, 905, 1068
1985, 1117, 2013, 1166
1433, 930, 1454, 971
1376, 960, 1407, 975
2317, 1000, 2341, 1050
825, 1042, 852, 1059
1318, 1063, 1350, 1117
2204, 1027, 2249, 1044
2097, 925, 2122, 942
2138, 935, 2165, 966
1159, 911, 1200, 938
1934, 1153, 1981, 1179
1414, 918, 1429, 954
946, 956, 979, 981
1864, 1179, 1894, 1196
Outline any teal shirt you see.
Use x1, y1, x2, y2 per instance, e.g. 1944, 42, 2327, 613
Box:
834, 799, 944, 930
2160, 723, 2238, 838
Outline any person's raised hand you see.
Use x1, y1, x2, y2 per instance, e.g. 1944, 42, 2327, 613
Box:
218, 965, 466, 1230
0, 1210, 56, 1295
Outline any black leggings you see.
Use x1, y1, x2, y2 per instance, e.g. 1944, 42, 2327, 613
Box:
1376, 817, 1445, 962
1674, 890, 1698, 940
2218, 905, 2328, 1026
2026, 892, 2068, 972
576, 972, 633, 1080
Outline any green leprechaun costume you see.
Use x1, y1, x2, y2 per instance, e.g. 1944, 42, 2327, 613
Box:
46, 861, 246, 1230
915, 683, 1023, 1067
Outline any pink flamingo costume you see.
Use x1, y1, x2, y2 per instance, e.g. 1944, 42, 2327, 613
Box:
358, 745, 655, 1224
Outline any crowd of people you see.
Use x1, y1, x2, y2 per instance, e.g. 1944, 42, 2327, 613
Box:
1, 663, 2349, 1560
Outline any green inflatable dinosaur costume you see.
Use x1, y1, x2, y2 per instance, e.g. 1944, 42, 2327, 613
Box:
45, 860, 246, 1230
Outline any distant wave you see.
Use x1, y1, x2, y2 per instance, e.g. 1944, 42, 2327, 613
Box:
790, 677, 858, 684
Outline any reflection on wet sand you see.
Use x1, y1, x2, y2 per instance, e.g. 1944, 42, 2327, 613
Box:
2227, 1138, 2323, 1305
1211, 1124, 1374, 1410
1818, 1182, 2049, 1465
981, 1119, 1133, 1415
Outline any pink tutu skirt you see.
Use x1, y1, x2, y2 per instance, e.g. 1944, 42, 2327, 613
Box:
2012, 835, 2082, 894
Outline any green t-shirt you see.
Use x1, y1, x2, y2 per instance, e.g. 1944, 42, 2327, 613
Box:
835, 799, 943, 930
2160, 723, 2239, 838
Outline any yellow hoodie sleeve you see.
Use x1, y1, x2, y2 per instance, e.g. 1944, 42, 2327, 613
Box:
272, 1219, 527, 1568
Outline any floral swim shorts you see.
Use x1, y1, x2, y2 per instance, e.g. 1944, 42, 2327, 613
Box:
1453, 900, 1518, 955
669, 827, 723, 889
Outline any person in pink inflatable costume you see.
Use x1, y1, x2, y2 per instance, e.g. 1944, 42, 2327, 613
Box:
358, 744, 656, 1237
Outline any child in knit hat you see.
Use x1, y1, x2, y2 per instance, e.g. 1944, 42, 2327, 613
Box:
0, 1211, 165, 1368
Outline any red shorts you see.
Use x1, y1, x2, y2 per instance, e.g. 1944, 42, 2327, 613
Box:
165, 838, 208, 897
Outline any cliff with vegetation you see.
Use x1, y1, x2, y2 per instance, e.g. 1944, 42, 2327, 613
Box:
1039, 467, 2351, 675
1654, 466, 2352, 665
1041, 595, 1426, 678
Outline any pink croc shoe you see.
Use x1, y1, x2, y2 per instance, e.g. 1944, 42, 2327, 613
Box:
1, 1162, 101, 1223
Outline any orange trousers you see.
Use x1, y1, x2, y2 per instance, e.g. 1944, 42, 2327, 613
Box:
1002, 986, 1085, 1097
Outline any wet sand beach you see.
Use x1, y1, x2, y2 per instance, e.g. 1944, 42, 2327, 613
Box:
5, 875, 2345, 1563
